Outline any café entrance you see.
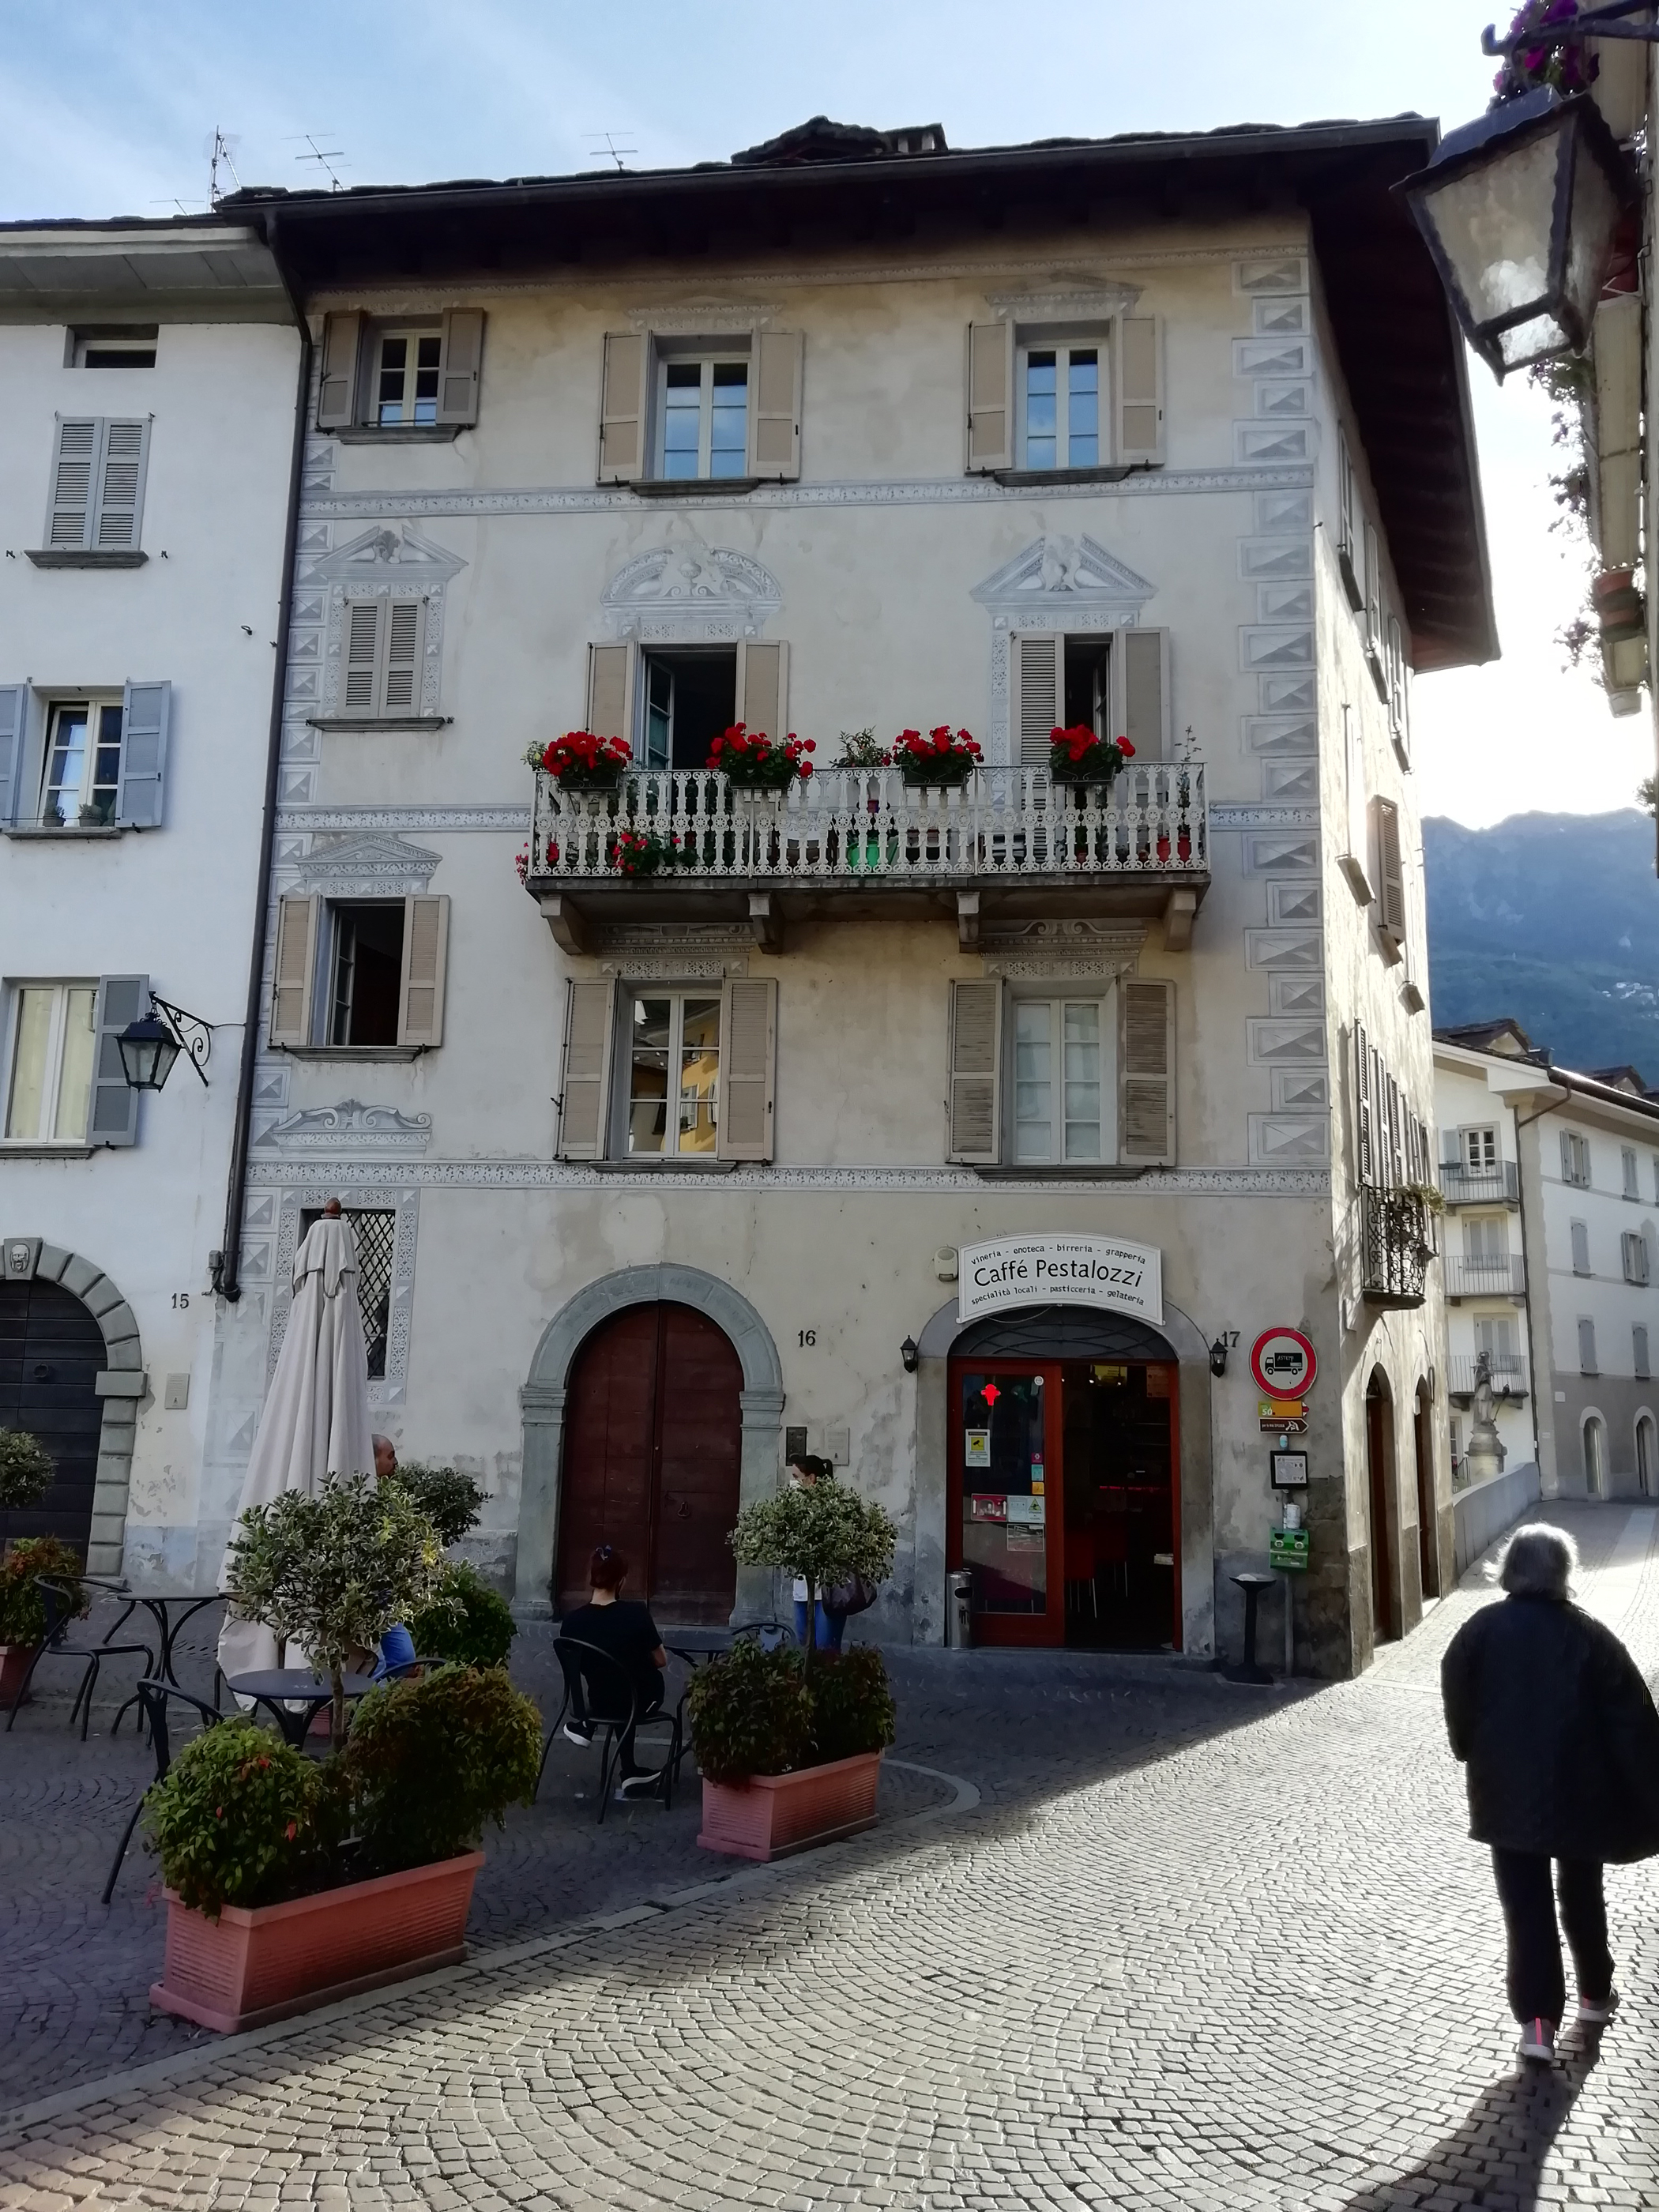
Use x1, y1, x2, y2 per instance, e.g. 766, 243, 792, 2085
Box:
948, 1305, 1180, 1650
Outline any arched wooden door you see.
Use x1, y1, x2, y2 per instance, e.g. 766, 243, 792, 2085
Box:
1365, 1373, 1398, 1646
0, 1278, 106, 1556
555, 1302, 743, 1623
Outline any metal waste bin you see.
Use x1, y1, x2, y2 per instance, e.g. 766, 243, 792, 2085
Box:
946, 1568, 973, 1649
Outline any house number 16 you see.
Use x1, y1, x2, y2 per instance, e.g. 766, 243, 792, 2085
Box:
798, 1330, 817, 1347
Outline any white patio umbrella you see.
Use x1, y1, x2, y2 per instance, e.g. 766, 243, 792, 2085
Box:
216, 1202, 376, 1679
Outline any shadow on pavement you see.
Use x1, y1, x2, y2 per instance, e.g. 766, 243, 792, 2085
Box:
1340, 2045, 1593, 2210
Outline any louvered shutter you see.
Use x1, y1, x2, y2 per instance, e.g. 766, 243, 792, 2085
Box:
1374, 800, 1405, 939
1355, 1024, 1374, 1185
718, 976, 777, 1161
88, 976, 147, 1147
382, 600, 426, 715
1013, 634, 1060, 766
269, 896, 319, 1048
92, 419, 149, 548
737, 640, 788, 741
46, 418, 99, 547
749, 329, 802, 480
1340, 705, 1371, 897
559, 979, 615, 1158
1117, 316, 1164, 462
343, 600, 383, 715
1387, 615, 1409, 758
1364, 523, 1382, 655
1337, 430, 1355, 567
436, 309, 484, 426
1114, 629, 1168, 760
599, 332, 649, 483
116, 680, 170, 827
397, 895, 449, 1048
965, 321, 1014, 472
0, 685, 24, 826
947, 980, 1002, 1163
1118, 977, 1175, 1164
316, 312, 363, 430
586, 643, 635, 743
1571, 1219, 1591, 1273
1578, 1318, 1597, 1374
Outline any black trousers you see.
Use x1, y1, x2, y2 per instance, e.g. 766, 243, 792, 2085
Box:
1490, 1849, 1612, 2024
615, 1666, 665, 1776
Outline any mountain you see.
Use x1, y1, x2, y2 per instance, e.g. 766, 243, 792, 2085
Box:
1422, 809, 1659, 1078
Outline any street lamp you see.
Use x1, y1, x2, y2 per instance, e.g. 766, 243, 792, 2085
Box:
1396, 86, 1635, 378
116, 994, 213, 1092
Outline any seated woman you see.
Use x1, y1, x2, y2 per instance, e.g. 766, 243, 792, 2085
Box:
559, 1544, 669, 1799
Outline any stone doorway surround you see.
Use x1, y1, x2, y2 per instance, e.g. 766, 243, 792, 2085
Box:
0, 1237, 145, 1576
515, 1263, 784, 1618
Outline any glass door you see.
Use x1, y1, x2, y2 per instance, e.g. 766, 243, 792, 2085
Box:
950, 1362, 1066, 1645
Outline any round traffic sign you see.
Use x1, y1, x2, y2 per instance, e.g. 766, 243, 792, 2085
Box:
1251, 1326, 1317, 1398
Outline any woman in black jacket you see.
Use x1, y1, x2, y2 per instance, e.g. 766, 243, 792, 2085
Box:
1442, 1522, 1659, 2064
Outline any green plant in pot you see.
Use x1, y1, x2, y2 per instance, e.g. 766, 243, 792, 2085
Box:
0, 1428, 55, 1522
408, 1562, 517, 1668
344, 1662, 542, 1874
0, 1535, 85, 1647
386, 1462, 488, 1548
144, 1721, 328, 1920
728, 1472, 897, 1678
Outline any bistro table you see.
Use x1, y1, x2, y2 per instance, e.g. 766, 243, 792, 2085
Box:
81, 1578, 224, 1692
660, 1625, 736, 1668
224, 1668, 377, 1750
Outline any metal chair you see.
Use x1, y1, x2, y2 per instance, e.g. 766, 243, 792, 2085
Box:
536, 1636, 684, 1821
732, 1619, 797, 1653
102, 1679, 222, 1903
6, 1578, 155, 1742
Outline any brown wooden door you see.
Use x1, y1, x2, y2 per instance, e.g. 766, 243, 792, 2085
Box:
0, 1280, 106, 1556
556, 1302, 743, 1624
1366, 1382, 1397, 1644
1414, 1388, 1439, 1601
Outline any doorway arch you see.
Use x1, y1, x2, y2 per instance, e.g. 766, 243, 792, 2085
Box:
1582, 1412, 1608, 1498
1637, 1411, 1656, 1499
1364, 1369, 1399, 1647
1413, 1379, 1439, 1601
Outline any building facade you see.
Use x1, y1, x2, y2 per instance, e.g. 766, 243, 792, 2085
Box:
0, 222, 300, 1576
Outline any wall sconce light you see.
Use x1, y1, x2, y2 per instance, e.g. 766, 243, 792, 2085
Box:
900, 1336, 920, 1374
1209, 1337, 1229, 1379
116, 993, 213, 1092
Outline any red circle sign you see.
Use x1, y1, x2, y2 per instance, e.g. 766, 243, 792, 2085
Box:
1251, 1327, 1317, 1398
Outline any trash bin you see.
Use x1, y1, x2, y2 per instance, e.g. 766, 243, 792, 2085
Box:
946, 1568, 973, 1649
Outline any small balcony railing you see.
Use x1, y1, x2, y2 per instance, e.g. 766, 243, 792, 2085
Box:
1444, 1253, 1527, 1300
1439, 1161, 1519, 1207
1446, 1352, 1529, 1403
1360, 1186, 1438, 1309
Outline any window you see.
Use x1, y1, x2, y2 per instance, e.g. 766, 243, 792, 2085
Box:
1635, 1324, 1650, 1380
657, 357, 749, 480
585, 640, 787, 766
946, 976, 1174, 1167
1386, 613, 1409, 757
1462, 1217, 1510, 1279
1622, 1229, 1651, 1285
1584, 1412, 1606, 1492
268, 896, 449, 1053
1571, 1219, 1591, 1275
71, 326, 157, 369
1462, 1126, 1499, 1176
329, 905, 407, 1048
1020, 342, 1101, 470
641, 649, 737, 769
1623, 1146, 1640, 1198
2, 976, 141, 1148
1562, 1130, 1591, 1186
0, 681, 169, 833
1364, 523, 1383, 662
1010, 629, 1168, 766
626, 994, 722, 1156
1013, 997, 1108, 1162
555, 976, 777, 1162
1652, 1155, 1659, 1204
966, 316, 1161, 474
39, 701, 122, 828
315, 310, 483, 432
598, 329, 800, 484
341, 599, 427, 718
1474, 1314, 1518, 1369
299, 1206, 395, 1379
41, 417, 149, 552
1578, 1318, 1599, 1375
1335, 433, 1364, 611
374, 331, 442, 426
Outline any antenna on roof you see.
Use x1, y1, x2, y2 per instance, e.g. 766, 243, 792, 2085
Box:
204, 129, 243, 207
587, 130, 637, 171
289, 131, 348, 191
151, 198, 201, 216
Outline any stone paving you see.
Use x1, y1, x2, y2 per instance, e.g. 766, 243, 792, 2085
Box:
0, 1502, 1654, 2209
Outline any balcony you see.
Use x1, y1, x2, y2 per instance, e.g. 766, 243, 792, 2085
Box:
525, 762, 1209, 953
1360, 1186, 1438, 1309
1446, 1352, 1529, 1405
1439, 1161, 1519, 1208
1444, 1253, 1527, 1301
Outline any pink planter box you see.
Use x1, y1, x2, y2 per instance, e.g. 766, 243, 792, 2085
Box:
698, 1750, 882, 1862
0, 1646, 34, 1708
150, 1849, 484, 2033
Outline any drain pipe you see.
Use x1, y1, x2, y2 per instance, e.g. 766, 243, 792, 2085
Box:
213, 216, 310, 1302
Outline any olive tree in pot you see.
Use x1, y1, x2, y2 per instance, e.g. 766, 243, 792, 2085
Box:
691, 1477, 897, 1861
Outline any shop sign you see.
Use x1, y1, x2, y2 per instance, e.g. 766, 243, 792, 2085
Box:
1250, 1327, 1318, 1398
1269, 1528, 1310, 1572
1259, 1415, 1308, 1436
957, 1234, 1163, 1326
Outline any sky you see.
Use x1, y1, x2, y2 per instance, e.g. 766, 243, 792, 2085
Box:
2, 0, 1650, 830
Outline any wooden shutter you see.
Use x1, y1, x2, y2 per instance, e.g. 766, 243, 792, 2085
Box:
269, 896, 319, 1048
1387, 615, 1409, 756
1578, 1318, 1597, 1373
1118, 977, 1176, 1164
1355, 1023, 1374, 1185
586, 642, 635, 742
1114, 629, 1169, 760
599, 332, 649, 483
1337, 429, 1355, 566
947, 980, 1002, 1163
47, 417, 99, 547
382, 600, 426, 715
1339, 705, 1371, 897
749, 329, 802, 480
737, 640, 788, 740
718, 976, 777, 1161
1374, 799, 1405, 939
343, 600, 383, 715
116, 680, 170, 827
436, 309, 484, 426
559, 979, 615, 1158
1364, 522, 1382, 653
965, 321, 1014, 472
1116, 316, 1163, 462
316, 312, 363, 430
92, 419, 149, 549
88, 976, 147, 1147
1014, 634, 1060, 765
0, 685, 24, 826
397, 895, 449, 1048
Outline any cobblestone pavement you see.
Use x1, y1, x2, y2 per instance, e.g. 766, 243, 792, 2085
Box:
1, 1502, 1655, 2210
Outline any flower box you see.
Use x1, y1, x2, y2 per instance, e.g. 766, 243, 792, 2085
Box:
697, 1750, 882, 1863
1049, 725, 1134, 785
0, 1644, 35, 1708
891, 727, 981, 788
149, 1849, 483, 2034
529, 731, 632, 791
898, 758, 975, 788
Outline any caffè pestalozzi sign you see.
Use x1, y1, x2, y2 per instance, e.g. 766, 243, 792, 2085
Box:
957, 1235, 1164, 1326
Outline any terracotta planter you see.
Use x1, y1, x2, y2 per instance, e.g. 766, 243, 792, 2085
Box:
0, 1644, 36, 1708
698, 1750, 882, 1863
150, 1849, 483, 2033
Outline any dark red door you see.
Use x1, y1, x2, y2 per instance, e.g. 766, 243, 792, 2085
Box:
0, 1280, 106, 1556
555, 1303, 743, 1623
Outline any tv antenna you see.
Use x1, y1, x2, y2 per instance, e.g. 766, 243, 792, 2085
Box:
290, 131, 348, 191
205, 129, 243, 206
587, 130, 637, 171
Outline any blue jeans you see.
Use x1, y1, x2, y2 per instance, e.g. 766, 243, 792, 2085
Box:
794, 1600, 846, 1652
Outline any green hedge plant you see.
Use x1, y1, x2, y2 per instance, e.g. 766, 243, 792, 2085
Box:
807, 1646, 897, 1766
144, 1721, 326, 1919
0, 1428, 55, 1517
0, 1537, 86, 1646
388, 1463, 488, 1548
344, 1664, 541, 1874
408, 1563, 516, 1668
687, 1639, 814, 1783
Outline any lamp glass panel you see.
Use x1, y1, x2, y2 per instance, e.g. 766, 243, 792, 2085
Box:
1419, 126, 1563, 327
1496, 310, 1572, 370
1562, 138, 1622, 336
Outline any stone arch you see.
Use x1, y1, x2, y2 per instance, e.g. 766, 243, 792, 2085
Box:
514, 1264, 784, 1615
4, 1240, 144, 1575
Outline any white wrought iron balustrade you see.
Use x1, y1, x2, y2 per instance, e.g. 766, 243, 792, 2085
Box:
528, 761, 1208, 883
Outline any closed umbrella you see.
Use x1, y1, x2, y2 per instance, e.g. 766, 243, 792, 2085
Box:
216, 1202, 374, 1678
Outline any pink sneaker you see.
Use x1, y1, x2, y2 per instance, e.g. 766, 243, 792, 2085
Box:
1577, 1988, 1619, 2026
1518, 2017, 1556, 2062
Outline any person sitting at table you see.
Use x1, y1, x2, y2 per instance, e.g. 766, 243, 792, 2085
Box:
559, 1544, 668, 1800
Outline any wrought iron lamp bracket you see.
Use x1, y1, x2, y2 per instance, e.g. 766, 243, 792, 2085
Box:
1483, 2, 1659, 55
151, 994, 213, 1087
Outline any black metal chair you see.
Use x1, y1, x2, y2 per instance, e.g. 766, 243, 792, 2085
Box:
536, 1636, 684, 1821
6, 1578, 155, 1742
102, 1680, 222, 1903
732, 1619, 796, 1653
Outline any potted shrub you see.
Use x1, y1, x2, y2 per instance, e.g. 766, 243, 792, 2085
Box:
525, 730, 634, 792
0, 1530, 83, 1708
146, 1666, 540, 2033
608, 826, 693, 878
690, 1475, 897, 1861
891, 726, 982, 788
1048, 724, 1134, 788
386, 1461, 488, 1548
708, 724, 816, 792
408, 1563, 517, 1668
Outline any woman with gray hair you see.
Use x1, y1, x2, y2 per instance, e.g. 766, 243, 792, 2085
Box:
1442, 1522, 1659, 2064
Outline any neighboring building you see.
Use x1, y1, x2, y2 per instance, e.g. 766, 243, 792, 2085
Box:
1435, 1018, 1659, 1503
0, 222, 300, 1574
